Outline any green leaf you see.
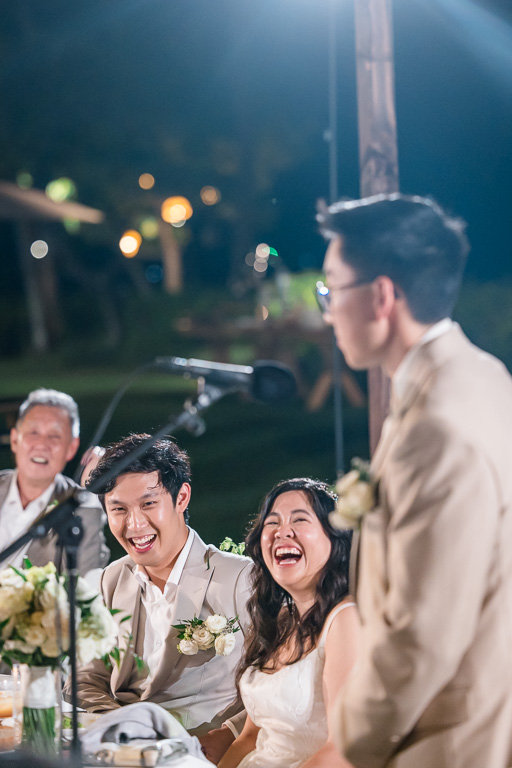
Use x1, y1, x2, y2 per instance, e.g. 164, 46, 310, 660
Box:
119, 615, 131, 624
110, 608, 123, 616
9, 565, 27, 582
110, 647, 121, 667
22, 557, 33, 569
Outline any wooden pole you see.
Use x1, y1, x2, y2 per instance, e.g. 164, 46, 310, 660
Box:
354, 0, 399, 455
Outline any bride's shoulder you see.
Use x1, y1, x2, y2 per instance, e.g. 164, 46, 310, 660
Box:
321, 599, 359, 645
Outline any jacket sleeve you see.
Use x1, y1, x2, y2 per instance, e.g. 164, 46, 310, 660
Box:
336, 417, 499, 768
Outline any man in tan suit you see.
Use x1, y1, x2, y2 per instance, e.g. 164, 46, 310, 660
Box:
69, 434, 251, 764
317, 194, 512, 768
0, 388, 108, 574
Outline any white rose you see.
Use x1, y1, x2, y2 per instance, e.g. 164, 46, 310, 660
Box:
0, 585, 33, 621
38, 574, 69, 613
331, 472, 375, 530
40, 637, 61, 658
179, 638, 199, 655
0, 569, 26, 589
21, 624, 47, 647
191, 627, 215, 650
76, 577, 99, 603
214, 633, 236, 657
77, 636, 101, 666
204, 614, 228, 634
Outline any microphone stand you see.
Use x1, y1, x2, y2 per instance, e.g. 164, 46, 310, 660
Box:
0, 380, 230, 767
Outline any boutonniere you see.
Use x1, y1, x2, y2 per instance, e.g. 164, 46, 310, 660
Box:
330, 458, 376, 530
173, 614, 240, 657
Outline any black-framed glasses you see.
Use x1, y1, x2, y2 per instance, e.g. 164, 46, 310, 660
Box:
315, 279, 372, 313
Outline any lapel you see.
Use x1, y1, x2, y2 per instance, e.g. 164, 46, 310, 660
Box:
110, 563, 144, 693
142, 533, 214, 699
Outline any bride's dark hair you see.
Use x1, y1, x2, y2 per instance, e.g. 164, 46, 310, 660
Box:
237, 477, 352, 682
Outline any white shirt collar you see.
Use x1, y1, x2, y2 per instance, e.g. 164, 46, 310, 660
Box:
393, 318, 454, 403
4, 470, 57, 512
134, 527, 194, 598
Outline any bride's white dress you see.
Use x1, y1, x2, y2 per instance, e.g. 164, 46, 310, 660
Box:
237, 602, 354, 768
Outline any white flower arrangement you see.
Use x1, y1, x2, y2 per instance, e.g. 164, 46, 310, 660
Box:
0, 559, 120, 669
330, 458, 376, 530
173, 614, 240, 657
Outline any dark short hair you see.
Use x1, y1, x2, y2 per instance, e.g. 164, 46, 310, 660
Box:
317, 193, 469, 323
237, 478, 352, 681
86, 434, 191, 518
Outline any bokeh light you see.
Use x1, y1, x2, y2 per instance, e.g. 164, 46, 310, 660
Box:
45, 177, 77, 203
140, 217, 159, 239
161, 196, 193, 226
119, 229, 142, 258
139, 173, 155, 190
30, 240, 49, 259
200, 186, 221, 205
145, 264, 164, 283
16, 171, 33, 189
63, 219, 80, 234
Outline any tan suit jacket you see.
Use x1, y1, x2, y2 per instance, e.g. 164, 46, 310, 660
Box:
0, 470, 109, 575
336, 325, 512, 768
70, 531, 252, 736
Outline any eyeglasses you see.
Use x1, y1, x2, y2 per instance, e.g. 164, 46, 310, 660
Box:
315, 279, 372, 313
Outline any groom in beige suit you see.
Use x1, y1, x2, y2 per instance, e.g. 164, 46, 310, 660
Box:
69, 434, 252, 764
317, 194, 512, 768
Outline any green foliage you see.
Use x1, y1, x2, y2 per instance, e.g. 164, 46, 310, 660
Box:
219, 537, 246, 556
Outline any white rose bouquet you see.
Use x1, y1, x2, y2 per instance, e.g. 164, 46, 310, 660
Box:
0, 559, 119, 669
330, 458, 376, 530
173, 614, 240, 657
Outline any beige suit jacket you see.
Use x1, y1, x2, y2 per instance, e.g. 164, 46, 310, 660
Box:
336, 325, 512, 768
0, 470, 109, 575
70, 531, 252, 736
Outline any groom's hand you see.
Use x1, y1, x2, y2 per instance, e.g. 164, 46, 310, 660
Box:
198, 725, 235, 765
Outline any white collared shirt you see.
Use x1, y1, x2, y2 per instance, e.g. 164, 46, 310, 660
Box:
0, 471, 56, 567
393, 318, 454, 403
133, 528, 194, 693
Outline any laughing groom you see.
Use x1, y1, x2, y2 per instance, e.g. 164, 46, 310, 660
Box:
69, 434, 251, 763
317, 195, 512, 768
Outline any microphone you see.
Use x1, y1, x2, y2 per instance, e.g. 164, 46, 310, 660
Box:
153, 357, 296, 403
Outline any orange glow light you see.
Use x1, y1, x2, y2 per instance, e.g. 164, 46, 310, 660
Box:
161, 196, 193, 225
119, 229, 142, 258
139, 173, 155, 190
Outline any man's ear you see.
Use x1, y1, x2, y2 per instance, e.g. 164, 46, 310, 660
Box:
373, 276, 396, 320
10, 427, 19, 455
175, 482, 192, 515
65, 436, 80, 464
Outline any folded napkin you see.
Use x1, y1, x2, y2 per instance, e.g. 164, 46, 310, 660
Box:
80, 701, 207, 762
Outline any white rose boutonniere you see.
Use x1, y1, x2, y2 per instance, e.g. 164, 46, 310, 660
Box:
173, 614, 240, 657
330, 458, 376, 530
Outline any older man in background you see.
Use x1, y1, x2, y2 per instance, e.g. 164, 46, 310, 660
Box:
0, 388, 109, 574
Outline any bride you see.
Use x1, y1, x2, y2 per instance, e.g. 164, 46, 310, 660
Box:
218, 478, 359, 768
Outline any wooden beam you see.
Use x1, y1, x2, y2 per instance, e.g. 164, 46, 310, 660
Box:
354, 0, 399, 454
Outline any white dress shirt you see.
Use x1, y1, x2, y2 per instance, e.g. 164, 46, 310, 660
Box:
0, 471, 56, 567
133, 528, 194, 695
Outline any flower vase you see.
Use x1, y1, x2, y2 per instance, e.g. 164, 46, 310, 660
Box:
17, 665, 61, 757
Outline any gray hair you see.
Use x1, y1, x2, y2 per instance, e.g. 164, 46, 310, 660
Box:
17, 388, 80, 438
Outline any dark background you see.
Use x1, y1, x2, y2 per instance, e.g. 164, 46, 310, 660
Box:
1, 0, 511, 555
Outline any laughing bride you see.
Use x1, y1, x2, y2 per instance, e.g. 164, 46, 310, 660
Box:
218, 478, 359, 768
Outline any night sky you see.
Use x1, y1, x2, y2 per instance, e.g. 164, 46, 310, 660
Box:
1, 0, 511, 283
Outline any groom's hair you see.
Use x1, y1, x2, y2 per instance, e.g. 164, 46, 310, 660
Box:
317, 193, 469, 323
87, 433, 191, 517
